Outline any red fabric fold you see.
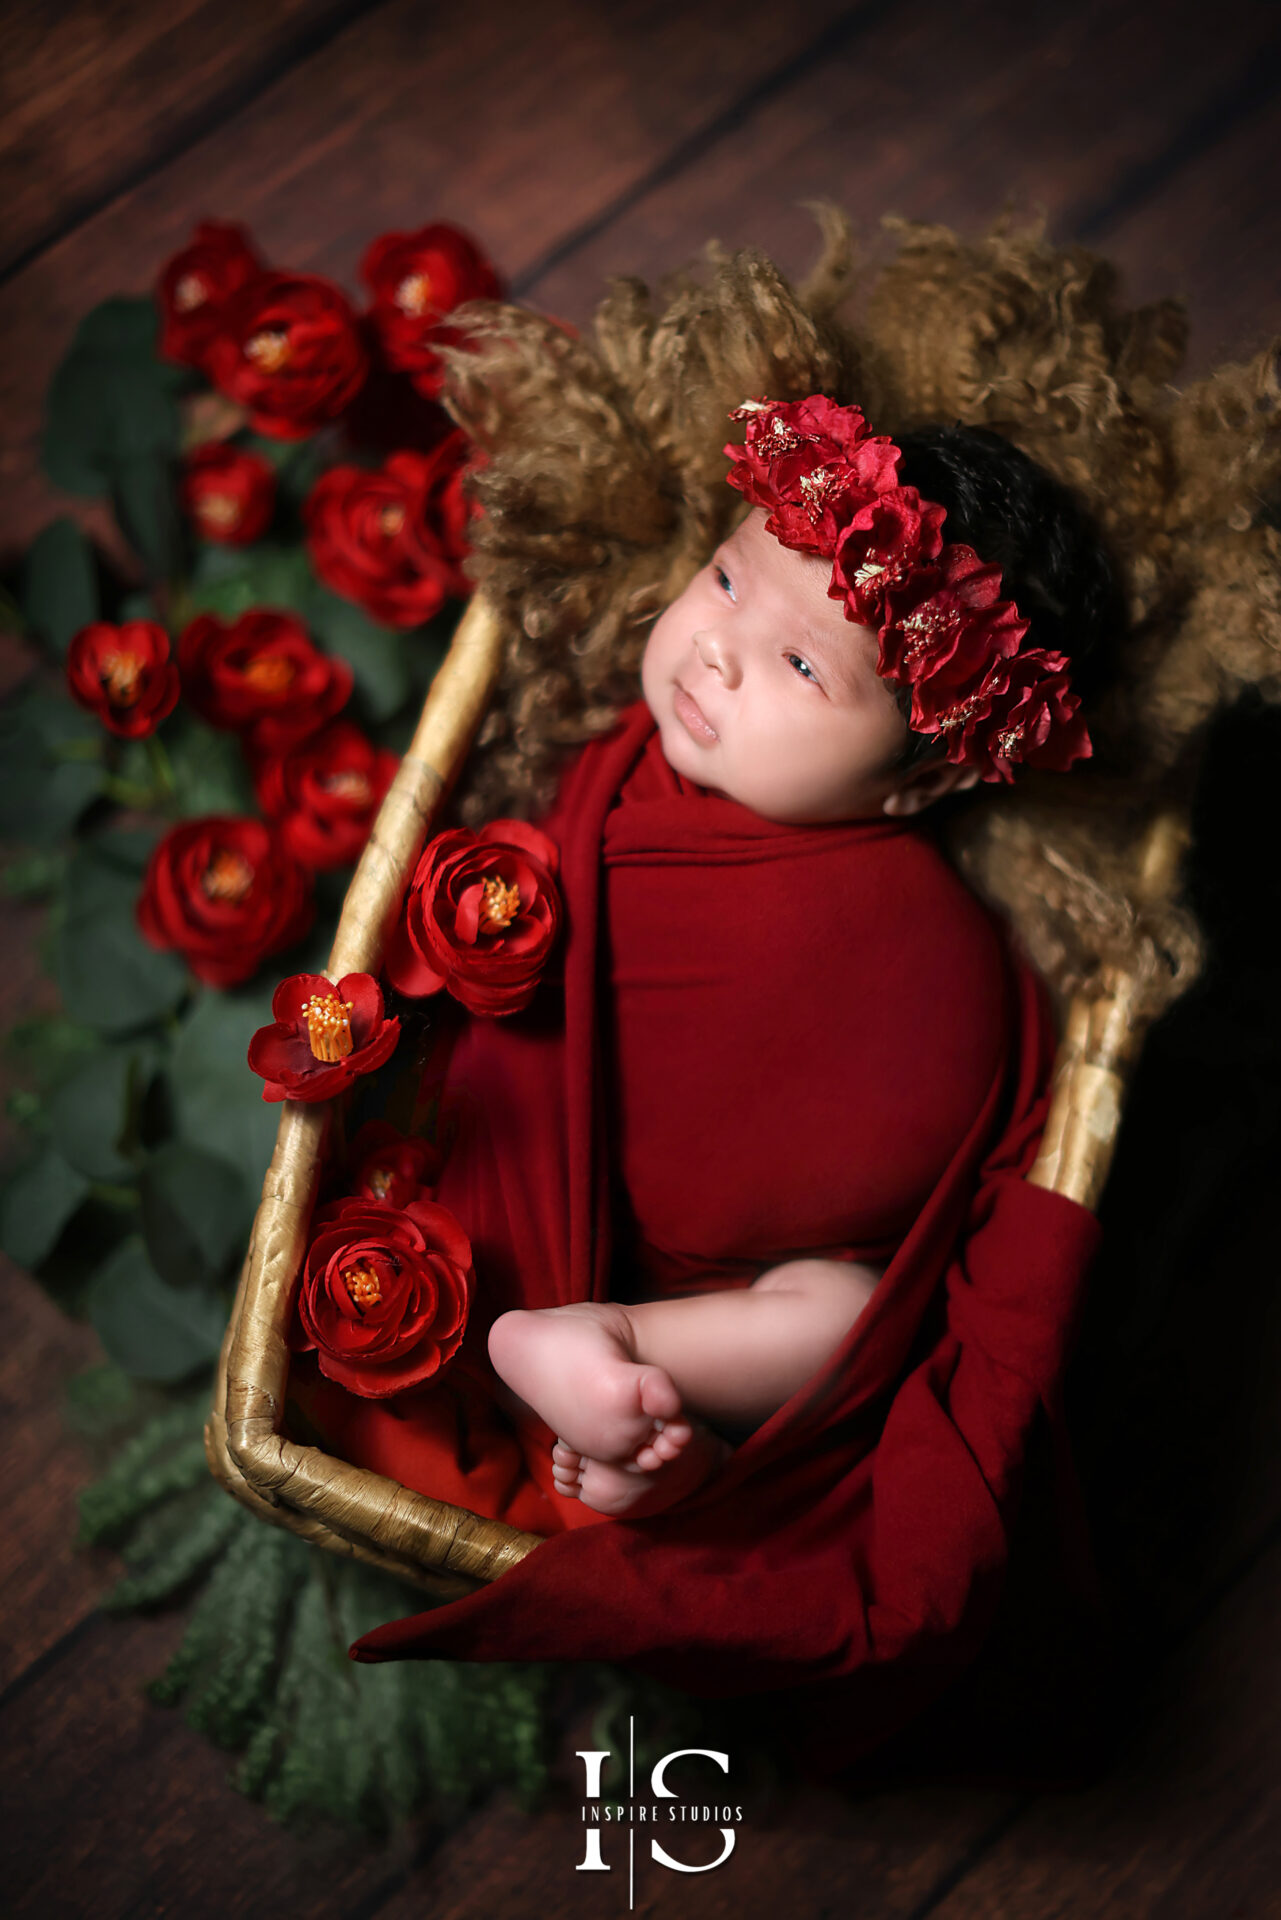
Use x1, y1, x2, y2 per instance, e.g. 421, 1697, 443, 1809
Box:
325, 698, 1104, 1773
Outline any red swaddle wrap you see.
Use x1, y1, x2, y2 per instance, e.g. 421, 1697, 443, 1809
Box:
295, 698, 1102, 1772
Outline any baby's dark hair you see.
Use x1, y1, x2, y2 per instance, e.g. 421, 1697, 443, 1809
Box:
889, 425, 1125, 772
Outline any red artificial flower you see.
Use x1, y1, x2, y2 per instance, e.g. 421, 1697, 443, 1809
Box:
303, 438, 471, 628
360, 223, 503, 398
877, 546, 1024, 697
290, 1194, 474, 1398
347, 1119, 443, 1207
935, 647, 1093, 783
725, 396, 900, 556
204, 272, 368, 439
386, 819, 561, 1016
65, 620, 180, 740
829, 487, 948, 626
246, 972, 399, 1102
136, 815, 313, 989
178, 610, 352, 751
254, 721, 398, 870
156, 220, 264, 369
180, 442, 276, 546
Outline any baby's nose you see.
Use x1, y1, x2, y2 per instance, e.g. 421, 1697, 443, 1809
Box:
695, 629, 740, 687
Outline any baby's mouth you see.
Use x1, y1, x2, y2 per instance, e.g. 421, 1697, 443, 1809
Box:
673, 683, 718, 743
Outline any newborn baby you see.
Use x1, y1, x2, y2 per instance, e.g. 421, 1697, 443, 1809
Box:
483, 397, 1095, 1522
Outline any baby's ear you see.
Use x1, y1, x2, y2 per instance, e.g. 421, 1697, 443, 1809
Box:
882, 764, 981, 817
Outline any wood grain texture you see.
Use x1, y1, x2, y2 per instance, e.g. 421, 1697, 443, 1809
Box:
524, 0, 1281, 373
0, 0, 363, 276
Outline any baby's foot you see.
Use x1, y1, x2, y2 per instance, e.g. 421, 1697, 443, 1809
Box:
488, 1301, 693, 1467
552, 1423, 732, 1519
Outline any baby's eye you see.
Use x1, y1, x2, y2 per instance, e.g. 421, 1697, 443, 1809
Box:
786, 652, 818, 684
712, 563, 735, 600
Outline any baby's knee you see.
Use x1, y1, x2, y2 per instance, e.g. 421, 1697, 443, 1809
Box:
752, 1257, 881, 1333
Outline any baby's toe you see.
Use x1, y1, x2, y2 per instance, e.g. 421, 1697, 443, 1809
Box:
636, 1365, 682, 1426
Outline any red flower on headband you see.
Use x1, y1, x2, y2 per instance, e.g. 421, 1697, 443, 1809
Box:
387, 819, 561, 1015
723, 395, 1093, 782
290, 1195, 474, 1398
247, 972, 400, 1102
726, 396, 899, 555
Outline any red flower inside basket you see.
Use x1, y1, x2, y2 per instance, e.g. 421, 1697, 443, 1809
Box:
66, 620, 180, 740
137, 815, 313, 989
387, 819, 561, 1015
348, 1120, 443, 1208
178, 610, 352, 751
204, 272, 368, 439
247, 972, 400, 1103
361, 223, 503, 398
156, 220, 263, 369
181, 442, 277, 546
291, 1195, 474, 1398
304, 439, 471, 629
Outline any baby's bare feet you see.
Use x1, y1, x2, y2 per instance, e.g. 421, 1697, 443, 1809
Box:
488, 1301, 694, 1467
552, 1424, 732, 1519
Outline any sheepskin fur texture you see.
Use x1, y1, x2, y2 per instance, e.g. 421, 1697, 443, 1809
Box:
437, 210, 1281, 1022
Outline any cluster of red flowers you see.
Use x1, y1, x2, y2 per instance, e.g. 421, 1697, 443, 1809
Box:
157, 218, 501, 434
725, 396, 1092, 782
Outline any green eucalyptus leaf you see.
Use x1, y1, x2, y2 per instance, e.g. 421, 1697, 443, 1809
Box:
55, 836, 189, 1035
169, 984, 279, 1192
0, 688, 104, 844
140, 1141, 251, 1290
86, 1235, 227, 1383
163, 714, 256, 818
113, 448, 184, 578
304, 584, 410, 722
48, 1046, 138, 1182
21, 519, 99, 656
0, 1145, 91, 1269
42, 298, 185, 504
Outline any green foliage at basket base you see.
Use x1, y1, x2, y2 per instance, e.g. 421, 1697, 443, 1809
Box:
71, 1382, 780, 1835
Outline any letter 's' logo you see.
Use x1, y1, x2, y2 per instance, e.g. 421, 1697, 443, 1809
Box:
575, 1718, 744, 1908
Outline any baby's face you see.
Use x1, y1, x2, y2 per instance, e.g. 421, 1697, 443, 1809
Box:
641, 509, 909, 823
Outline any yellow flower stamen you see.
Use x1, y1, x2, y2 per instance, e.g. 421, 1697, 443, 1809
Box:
202, 849, 254, 902
242, 654, 295, 694
321, 770, 373, 806
99, 650, 143, 706
245, 328, 290, 372
479, 875, 521, 933
174, 273, 207, 312
343, 1263, 382, 1308
394, 272, 436, 316
302, 995, 353, 1062
197, 492, 242, 532
367, 1166, 393, 1199
378, 503, 406, 537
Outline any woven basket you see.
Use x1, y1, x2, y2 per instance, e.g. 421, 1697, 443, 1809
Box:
205, 590, 1182, 1596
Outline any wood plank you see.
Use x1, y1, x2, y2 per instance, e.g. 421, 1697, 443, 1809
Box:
0, 0, 853, 561
0, 1266, 112, 1689
0, 0, 363, 278
0, 1605, 423, 1917
522, 0, 1281, 374
923, 1527, 1281, 1919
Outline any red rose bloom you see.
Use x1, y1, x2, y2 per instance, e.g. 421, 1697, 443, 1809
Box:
347, 1120, 443, 1208
156, 220, 264, 369
65, 620, 180, 740
255, 721, 397, 870
204, 272, 368, 439
360, 223, 503, 398
137, 815, 313, 989
290, 1194, 474, 1398
178, 610, 352, 751
181, 442, 276, 546
386, 819, 561, 1016
247, 972, 399, 1102
304, 439, 471, 628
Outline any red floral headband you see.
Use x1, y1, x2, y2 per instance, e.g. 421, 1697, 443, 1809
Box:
723, 396, 1092, 783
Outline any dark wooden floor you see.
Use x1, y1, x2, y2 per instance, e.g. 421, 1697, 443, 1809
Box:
3, 3, 1281, 1914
